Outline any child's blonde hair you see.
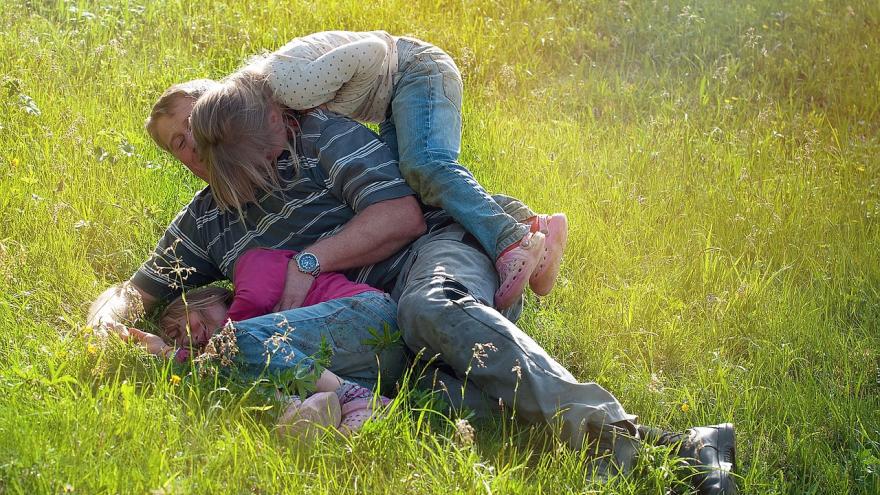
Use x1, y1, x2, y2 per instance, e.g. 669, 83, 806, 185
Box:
145, 79, 221, 150
190, 71, 288, 213
160, 286, 233, 339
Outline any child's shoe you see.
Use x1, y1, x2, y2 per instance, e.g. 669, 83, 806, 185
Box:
528, 214, 568, 296
493, 231, 546, 309
276, 391, 341, 439
335, 381, 391, 435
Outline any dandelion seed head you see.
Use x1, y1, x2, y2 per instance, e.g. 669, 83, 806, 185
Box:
499, 64, 516, 90
471, 342, 497, 368
453, 418, 475, 447
511, 359, 522, 380
194, 320, 238, 368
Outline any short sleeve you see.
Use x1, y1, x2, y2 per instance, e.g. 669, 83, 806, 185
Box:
311, 116, 416, 212
131, 203, 224, 301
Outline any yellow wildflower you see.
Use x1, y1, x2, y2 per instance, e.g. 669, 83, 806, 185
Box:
170, 375, 181, 385
680, 402, 690, 413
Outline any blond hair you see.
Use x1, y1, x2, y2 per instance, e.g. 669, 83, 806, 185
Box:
160, 286, 233, 339
145, 79, 221, 150
190, 71, 288, 213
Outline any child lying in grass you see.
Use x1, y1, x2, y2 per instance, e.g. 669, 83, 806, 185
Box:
129, 247, 404, 436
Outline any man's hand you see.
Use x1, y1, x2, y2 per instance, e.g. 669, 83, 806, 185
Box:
274, 263, 315, 311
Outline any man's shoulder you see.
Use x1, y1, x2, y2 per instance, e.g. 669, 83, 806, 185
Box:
169, 186, 221, 228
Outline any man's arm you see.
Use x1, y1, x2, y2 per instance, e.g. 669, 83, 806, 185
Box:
86, 280, 158, 339
275, 113, 427, 311
275, 196, 425, 310
309, 196, 426, 271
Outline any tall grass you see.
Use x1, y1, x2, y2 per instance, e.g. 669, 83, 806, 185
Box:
1, 0, 878, 493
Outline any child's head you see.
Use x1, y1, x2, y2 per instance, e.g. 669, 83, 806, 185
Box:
145, 79, 221, 179
160, 286, 233, 349
189, 71, 290, 213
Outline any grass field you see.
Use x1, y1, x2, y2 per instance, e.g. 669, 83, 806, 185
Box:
1, 0, 879, 493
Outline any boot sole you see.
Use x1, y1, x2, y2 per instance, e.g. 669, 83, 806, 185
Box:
697, 423, 737, 494
714, 423, 736, 472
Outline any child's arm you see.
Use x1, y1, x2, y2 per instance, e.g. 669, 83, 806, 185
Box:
257, 37, 387, 111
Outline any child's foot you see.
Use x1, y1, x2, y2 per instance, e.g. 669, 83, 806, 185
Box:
528, 214, 568, 296
276, 391, 341, 439
336, 381, 391, 435
494, 231, 546, 309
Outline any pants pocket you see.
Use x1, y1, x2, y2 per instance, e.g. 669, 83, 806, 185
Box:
430, 54, 463, 113
412, 51, 463, 114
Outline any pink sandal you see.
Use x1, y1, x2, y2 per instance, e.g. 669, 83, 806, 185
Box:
493, 231, 546, 309
335, 381, 392, 435
339, 396, 392, 434
528, 214, 568, 296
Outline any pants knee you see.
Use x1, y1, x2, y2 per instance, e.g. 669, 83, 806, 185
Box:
397, 276, 487, 348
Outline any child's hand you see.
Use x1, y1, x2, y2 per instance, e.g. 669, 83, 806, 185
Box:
128, 328, 173, 358
95, 320, 131, 340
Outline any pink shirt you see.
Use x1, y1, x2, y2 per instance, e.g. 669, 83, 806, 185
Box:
226, 248, 380, 321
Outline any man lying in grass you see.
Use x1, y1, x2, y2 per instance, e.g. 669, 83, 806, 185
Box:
88, 78, 736, 494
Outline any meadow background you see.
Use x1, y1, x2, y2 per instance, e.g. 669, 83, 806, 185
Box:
1, 0, 879, 493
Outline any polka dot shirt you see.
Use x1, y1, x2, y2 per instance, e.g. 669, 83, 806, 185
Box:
253, 30, 399, 123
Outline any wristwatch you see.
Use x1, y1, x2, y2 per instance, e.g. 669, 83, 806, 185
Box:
294, 251, 321, 277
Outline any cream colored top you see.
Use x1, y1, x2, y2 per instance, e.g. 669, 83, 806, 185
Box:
252, 30, 398, 123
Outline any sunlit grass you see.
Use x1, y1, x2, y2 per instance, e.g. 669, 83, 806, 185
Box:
1, 0, 878, 493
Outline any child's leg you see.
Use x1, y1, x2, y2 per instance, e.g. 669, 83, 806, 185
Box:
386, 51, 528, 259
491, 194, 536, 223
387, 46, 568, 308
233, 292, 406, 388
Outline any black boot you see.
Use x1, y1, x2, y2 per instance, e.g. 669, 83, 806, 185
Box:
587, 421, 641, 477
638, 423, 737, 494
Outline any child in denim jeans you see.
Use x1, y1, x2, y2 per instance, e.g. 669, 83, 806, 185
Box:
130, 247, 401, 436
187, 31, 568, 310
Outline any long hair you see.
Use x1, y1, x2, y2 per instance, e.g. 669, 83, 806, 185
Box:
189, 71, 288, 214
160, 286, 233, 340
145, 79, 221, 150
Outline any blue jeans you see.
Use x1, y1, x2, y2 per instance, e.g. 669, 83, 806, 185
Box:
379, 38, 530, 259
231, 292, 405, 392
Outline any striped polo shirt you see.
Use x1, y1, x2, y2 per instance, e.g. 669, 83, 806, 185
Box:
133, 109, 451, 301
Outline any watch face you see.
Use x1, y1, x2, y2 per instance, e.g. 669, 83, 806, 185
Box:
298, 253, 319, 272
